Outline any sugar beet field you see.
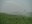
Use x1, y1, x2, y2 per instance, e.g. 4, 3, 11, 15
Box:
0, 13, 32, 24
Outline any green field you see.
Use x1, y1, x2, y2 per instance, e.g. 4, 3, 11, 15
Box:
0, 13, 32, 24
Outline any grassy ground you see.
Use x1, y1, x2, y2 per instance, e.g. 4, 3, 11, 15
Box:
0, 13, 32, 24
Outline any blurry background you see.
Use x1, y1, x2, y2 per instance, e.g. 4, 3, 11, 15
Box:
0, 0, 32, 24
0, 0, 32, 16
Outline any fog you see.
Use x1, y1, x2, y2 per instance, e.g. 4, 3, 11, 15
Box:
0, 0, 32, 16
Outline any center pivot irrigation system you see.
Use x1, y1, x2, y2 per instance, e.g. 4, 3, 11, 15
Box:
15, 9, 26, 24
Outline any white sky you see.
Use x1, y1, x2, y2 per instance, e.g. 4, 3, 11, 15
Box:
0, 0, 32, 15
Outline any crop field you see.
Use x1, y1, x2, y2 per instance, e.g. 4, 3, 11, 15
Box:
0, 13, 32, 24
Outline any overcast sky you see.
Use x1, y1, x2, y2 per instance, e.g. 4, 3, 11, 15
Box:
0, 0, 32, 15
